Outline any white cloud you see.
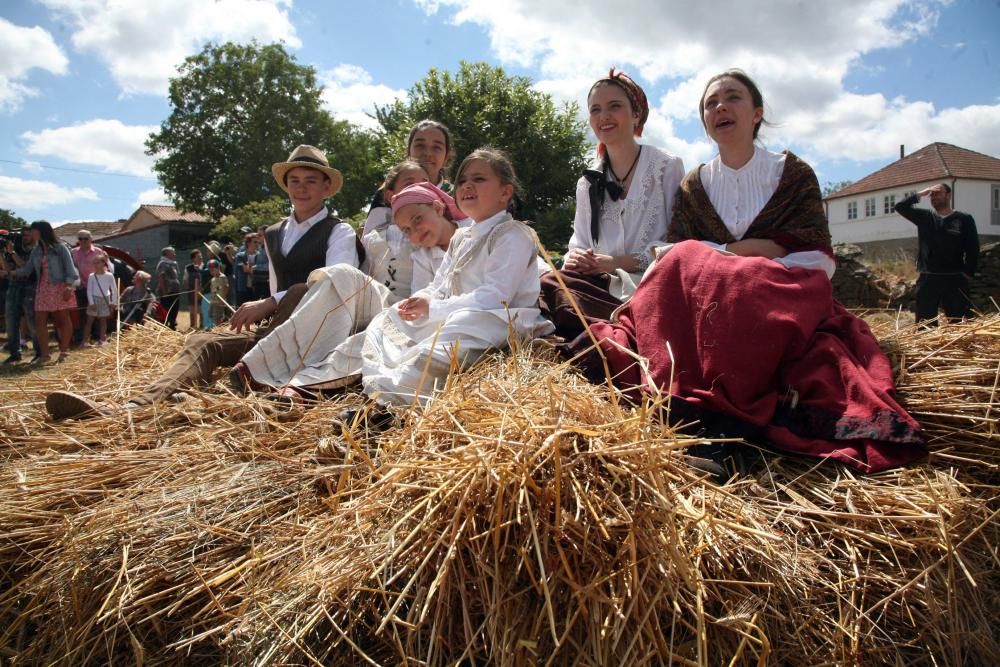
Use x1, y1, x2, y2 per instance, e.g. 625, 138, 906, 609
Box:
133, 186, 172, 208
319, 64, 406, 129
22, 119, 159, 177
38, 0, 300, 95
0, 18, 68, 112
417, 0, 1000, 166
0, 176, 97, 210
20, 161, 44, 174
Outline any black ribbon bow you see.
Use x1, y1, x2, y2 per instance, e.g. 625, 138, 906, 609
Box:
583, 166, 622, 245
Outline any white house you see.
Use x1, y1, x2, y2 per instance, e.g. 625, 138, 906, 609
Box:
825, 142, 1000, 257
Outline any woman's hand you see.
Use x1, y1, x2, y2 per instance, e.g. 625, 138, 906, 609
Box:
397, 296, 429, 321
726, 239, 786, 260
62, 284, 74, 298
563, 248, 612, 275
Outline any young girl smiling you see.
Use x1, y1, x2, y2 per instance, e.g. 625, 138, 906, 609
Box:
358, 148, 552, 410
540, 69, 684, 339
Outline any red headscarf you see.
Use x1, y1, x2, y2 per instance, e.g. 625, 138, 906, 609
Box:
590, 67, 650, 158
390, 182, 465, 222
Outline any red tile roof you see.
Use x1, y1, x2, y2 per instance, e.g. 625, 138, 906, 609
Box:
825, 143, 1000, 200
140, 204, 211, 223
54, 221, 125, 241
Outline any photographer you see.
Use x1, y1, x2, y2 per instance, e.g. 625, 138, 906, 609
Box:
1, 228, 40, 364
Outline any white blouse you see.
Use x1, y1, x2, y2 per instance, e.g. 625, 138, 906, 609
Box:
567, 145, 685, 267
413, 211, 540, 323
700, 148, 836, 278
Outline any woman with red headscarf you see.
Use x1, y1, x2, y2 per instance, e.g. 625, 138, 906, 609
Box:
565, 70, 926, 475
540, 69, 685, 340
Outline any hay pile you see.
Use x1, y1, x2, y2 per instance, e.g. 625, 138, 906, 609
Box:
1, 317, 998, 665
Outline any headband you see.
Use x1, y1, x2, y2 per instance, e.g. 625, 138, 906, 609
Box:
591, 68, 649, 159
390, 182, 465, 222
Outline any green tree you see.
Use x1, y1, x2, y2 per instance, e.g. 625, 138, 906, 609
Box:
822, 180, 854, 197
211, 196, 288, 242
375, 62, 589, 251
146, 42, 378, 221
0, 209, 27, 230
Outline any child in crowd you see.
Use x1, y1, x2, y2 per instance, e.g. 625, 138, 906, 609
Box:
185, 249, 203, 330
362, 120, 454, 235
357, 147, 553, 410
119, 271, 155, 325
207, 260, 230, 324
84, 253, 118, 346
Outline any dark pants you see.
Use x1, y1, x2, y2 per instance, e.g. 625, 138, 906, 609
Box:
129, 283, 308, 405
916, 273, 973, 324
160, 292, 180, 330
5, 282, 37, 357
539, 270, 623, 340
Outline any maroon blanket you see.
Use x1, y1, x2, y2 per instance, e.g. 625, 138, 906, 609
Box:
583, 241, 926, 472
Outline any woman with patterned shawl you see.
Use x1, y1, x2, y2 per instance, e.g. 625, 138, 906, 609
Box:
565, 70, 926, 474
539, 69, 685, 340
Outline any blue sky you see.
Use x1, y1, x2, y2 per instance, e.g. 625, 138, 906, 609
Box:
0, 0, 998, 225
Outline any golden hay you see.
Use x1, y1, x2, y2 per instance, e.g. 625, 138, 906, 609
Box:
0, 316, 998, 665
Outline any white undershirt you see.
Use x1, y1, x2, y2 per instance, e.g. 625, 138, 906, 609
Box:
699, 148, 836, 277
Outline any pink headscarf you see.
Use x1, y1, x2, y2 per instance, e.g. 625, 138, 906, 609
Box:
390, 182, 464, 221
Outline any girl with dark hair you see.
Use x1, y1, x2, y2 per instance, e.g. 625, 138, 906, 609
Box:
362, 120, 455, 236
539, 69, 685, 340
15, 221, 80, 363
566, 70, 926, 475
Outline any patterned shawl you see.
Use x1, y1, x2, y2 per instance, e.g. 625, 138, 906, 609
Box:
667, 151, 832, 254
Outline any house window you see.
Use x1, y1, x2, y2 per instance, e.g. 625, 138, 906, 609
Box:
864, 198, 876, 217
883, 194, 896, 214
847, 201, 858, 220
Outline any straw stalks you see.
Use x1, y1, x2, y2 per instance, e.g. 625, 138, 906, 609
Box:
0, 316, 997, 665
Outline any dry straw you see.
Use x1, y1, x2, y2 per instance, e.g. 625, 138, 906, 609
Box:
0, 315, 998, 665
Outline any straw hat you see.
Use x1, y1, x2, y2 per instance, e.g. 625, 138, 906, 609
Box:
204, 240, 222, 258
271, 145, 343, 196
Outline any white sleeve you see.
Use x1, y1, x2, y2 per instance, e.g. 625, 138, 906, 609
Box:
648, 156, 685, 257
326, 223, 360, 269
774, 250, 837, 278
264, 242, 285, 304
362, 206, 391, 236
87, 279, 98, 305
566, 176, 591, 255
426, 227, 535, 322
109, 276, 119, 306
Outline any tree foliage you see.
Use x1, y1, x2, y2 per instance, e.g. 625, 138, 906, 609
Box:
146, 42, 378, 221
211, 196, 288, 242
822, 180, 854, 197
375, 62, 589, 250
0, 209, 27, 230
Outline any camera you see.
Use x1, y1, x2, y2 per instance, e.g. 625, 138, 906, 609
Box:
3, 230, 25, 255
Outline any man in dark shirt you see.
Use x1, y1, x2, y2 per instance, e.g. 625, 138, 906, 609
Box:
894, 183, 979, 324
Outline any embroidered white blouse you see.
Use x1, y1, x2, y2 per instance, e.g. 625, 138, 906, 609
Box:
567, 145, 685, 268
700, 148, 836, 277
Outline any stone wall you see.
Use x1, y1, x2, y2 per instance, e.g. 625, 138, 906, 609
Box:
831, 241, 998, 315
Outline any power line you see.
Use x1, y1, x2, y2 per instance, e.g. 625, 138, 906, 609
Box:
0, 158, 156, 180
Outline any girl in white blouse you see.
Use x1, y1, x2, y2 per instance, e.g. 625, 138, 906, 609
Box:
540, 69, 684, 339
357, 148, 552, 410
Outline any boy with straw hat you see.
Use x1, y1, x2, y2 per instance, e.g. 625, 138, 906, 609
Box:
46, 145, 360, 420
